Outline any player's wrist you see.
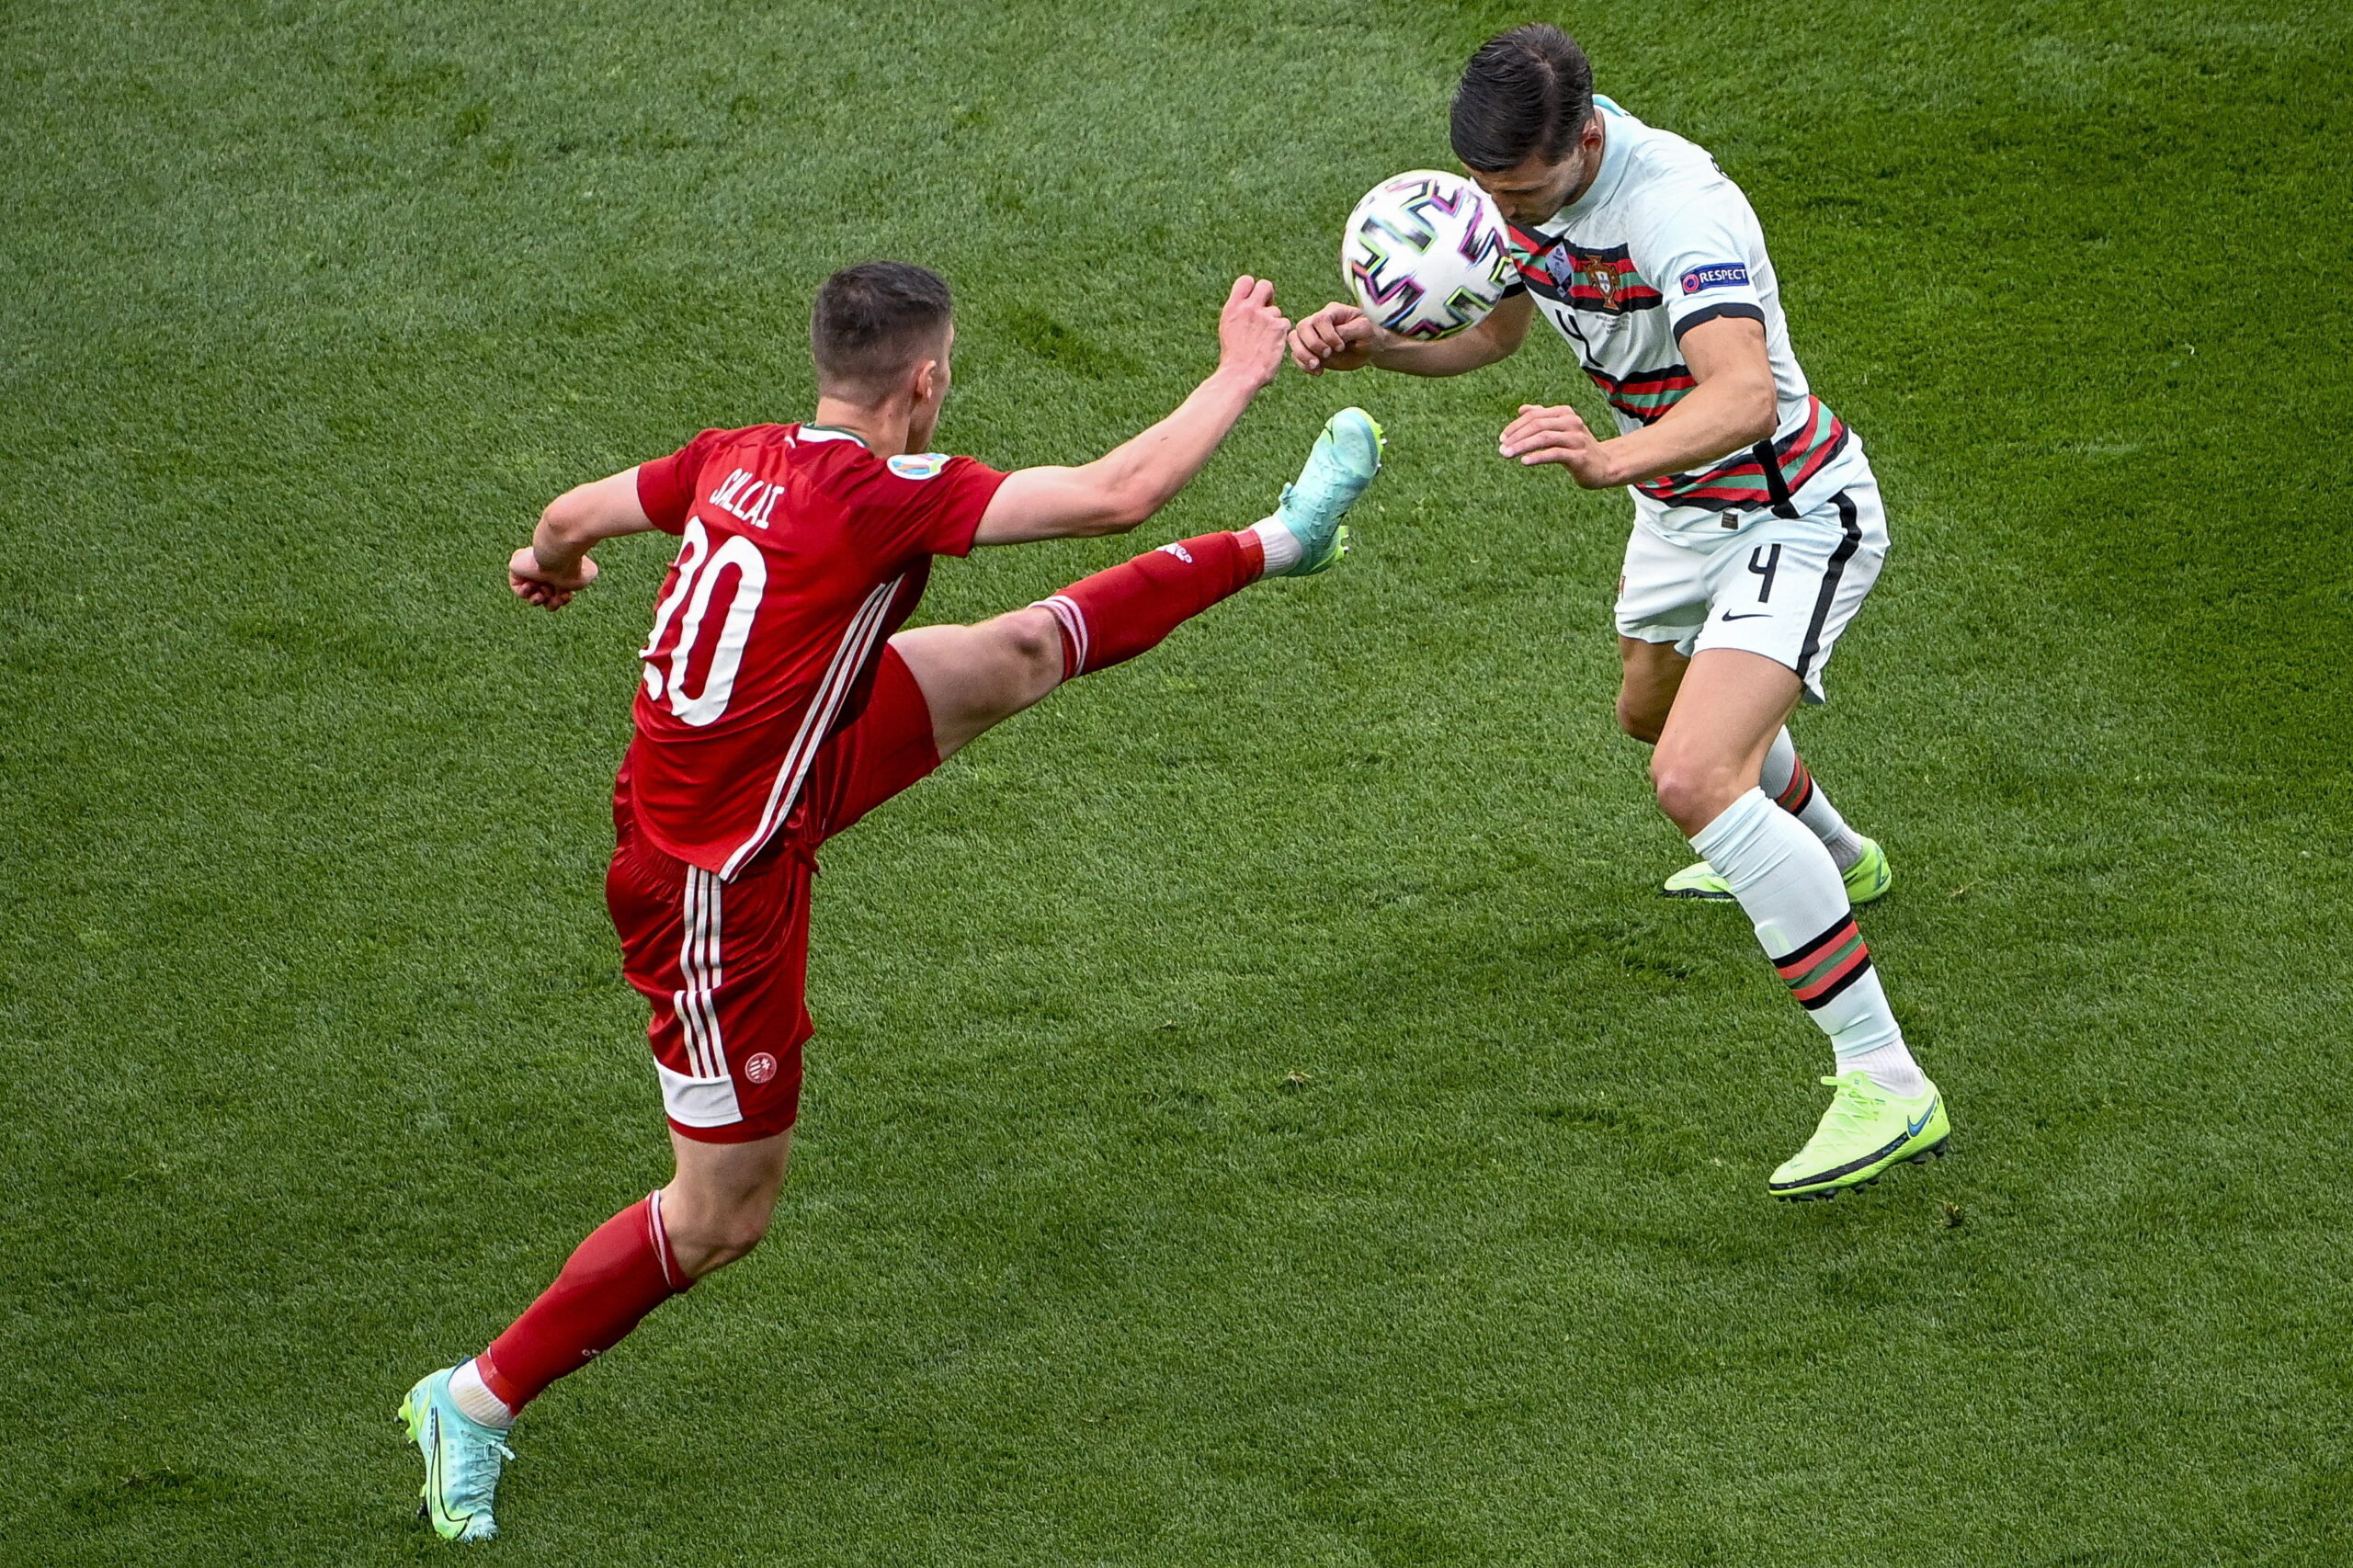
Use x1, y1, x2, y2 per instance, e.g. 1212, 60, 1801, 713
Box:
1208, 360, 1275, 395
530, 538, 590, 583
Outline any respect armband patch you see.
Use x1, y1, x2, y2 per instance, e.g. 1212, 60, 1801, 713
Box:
1679, 263, 1751, 295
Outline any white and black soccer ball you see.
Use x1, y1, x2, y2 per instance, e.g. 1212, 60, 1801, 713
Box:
1341, 170, 1515, 341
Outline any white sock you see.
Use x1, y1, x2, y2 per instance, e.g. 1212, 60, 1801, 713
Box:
449, 1358, 516, 1430
1247, 516, 1302, 574
1690, 789, 1926, 1096
1760, 729, 1864, 871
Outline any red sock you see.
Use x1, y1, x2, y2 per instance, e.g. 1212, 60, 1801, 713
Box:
1032, 529, 1264, 679
475, 1192, 691, 1412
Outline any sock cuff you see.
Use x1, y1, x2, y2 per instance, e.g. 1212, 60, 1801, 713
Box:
1029, 595, 1087, 679
1775, 755, 1815, 814
1243, 517, 1291, 575
1688, 787, 1777, 863
646, 1189, 692, 1290
472, 1349, 526, 1412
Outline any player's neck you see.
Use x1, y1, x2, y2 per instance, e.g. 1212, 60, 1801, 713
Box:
808, 397, 913, 460
1551, 118, 1609, 219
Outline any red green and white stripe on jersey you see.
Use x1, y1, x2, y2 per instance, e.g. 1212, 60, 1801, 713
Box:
1640, 395, 1851, 513
1587, 362, 1698, 426
1772, 914, 1873, 1011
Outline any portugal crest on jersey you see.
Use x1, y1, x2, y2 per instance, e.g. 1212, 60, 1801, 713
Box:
1577, 255, 1623, 306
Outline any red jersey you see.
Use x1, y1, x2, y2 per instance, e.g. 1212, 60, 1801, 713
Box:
625, 423, 1007, 878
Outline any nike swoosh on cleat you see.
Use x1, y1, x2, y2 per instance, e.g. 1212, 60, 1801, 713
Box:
1907, 1097, 1939, 1139
422, 1409, 473, 1533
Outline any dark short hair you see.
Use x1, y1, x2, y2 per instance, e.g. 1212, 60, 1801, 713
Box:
810, 261, 953, 398
1449, 24, 1596, 172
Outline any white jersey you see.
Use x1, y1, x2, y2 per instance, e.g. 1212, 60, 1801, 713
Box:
1503, 97, 1858, 543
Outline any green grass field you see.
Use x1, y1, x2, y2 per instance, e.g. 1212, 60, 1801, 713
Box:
5, 1, 2349, 1562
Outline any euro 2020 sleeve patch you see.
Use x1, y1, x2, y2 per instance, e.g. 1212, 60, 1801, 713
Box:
887, 453, 950, 480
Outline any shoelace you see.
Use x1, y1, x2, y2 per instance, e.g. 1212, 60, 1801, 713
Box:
447, 1428, 516, 1509
1813, 1072, 1890, 1137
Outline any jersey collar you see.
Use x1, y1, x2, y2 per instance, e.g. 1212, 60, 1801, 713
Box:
797, 423, 871, 449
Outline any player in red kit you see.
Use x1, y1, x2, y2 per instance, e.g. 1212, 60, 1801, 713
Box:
398, 263, 1385, 1541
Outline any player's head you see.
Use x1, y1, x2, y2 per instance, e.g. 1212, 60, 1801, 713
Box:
1450, 24, 1605, 225
811, 261, 956, 443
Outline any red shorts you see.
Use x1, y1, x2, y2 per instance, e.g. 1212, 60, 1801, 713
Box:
607, 646, 941, 1142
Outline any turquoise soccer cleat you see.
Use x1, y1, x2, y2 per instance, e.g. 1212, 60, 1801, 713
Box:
1664, 835, 1892, 904
1267, 406, 1384, 576
400, 1367, 515, 1542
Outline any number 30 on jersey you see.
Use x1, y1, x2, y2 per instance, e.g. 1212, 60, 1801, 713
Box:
640, 518, 767, 727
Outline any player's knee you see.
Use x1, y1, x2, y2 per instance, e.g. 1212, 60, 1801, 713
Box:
683, 1207, 776, 1277
986, 607, 1066, 695
1616, 693, 1665, 744
1650, 756, 1740, 834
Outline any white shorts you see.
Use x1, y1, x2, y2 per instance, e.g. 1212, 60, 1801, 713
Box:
1614, 468, 1889, 703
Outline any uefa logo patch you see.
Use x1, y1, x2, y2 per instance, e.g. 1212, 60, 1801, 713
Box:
745, 1052, 779, 1085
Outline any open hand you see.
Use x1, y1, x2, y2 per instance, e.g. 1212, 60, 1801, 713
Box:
1498, 403, 1622, 488
509, 545, 598, 611
1289, 301, 1378, 375
1217, 276, 1290, 390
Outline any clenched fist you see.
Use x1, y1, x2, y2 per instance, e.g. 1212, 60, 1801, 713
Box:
1288, 301, 1380, 376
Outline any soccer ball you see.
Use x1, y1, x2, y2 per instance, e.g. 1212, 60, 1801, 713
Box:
1341, 170, 1516, 341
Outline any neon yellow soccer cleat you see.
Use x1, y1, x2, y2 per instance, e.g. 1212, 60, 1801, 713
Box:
400, 1367, 515, 1542
1664, 835, 1891, 904
1769, 1071, 1949, 1201
1268, 406, 1383, 576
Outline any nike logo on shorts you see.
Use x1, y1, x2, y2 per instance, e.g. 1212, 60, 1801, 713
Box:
1721, 611, 1770, 621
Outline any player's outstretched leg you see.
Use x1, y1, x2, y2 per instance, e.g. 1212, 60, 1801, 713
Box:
897, 408, 1382, 757
1662, 727, 1891, 904
1653, 650, 1945, 1200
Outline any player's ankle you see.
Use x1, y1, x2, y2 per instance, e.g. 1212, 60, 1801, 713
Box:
1823, 826, 1865, 871
1836, 1040, 1926, 1098
450, 1358, 517, 1430
1245, 516, 1302, 574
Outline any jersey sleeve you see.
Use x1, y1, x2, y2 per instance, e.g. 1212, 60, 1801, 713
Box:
858, 453, 1009, 561
634, 428, 734, 534
1630, 179, 1770, 346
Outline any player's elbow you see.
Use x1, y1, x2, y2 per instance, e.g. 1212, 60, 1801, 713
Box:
1735, 380, 1779, 447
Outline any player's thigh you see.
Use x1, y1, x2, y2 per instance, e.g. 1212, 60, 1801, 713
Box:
1691, 483, 1888, 704
889, 608, 1063, 760
793, 644, 958, 846
1614, 524, 1711, 737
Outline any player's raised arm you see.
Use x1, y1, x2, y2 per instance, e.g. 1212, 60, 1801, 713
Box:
1288, 292, 1533, 379
1496, 312, 1777, 489
507, 468, 659, 611
971, 277, 1289, 546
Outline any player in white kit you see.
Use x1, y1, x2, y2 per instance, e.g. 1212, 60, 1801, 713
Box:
1290, 24, 1949, 1199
